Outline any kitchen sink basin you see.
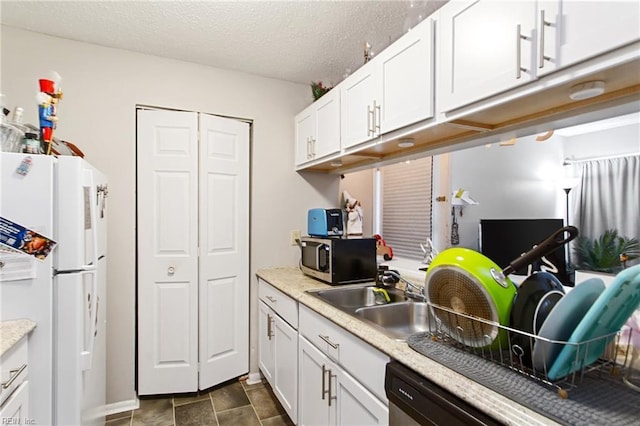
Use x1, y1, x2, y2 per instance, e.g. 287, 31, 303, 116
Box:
307, 285, 435, 340
309, 285, 407, 311
355, 302, 434, 340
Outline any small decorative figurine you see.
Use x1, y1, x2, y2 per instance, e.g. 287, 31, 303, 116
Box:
36, 72, 63, 155
343, 190, 363, 237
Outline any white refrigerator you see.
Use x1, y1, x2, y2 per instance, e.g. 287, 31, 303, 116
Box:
0, 152, 108, 425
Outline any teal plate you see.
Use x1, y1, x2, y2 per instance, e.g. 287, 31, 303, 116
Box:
547, 265, 640, 381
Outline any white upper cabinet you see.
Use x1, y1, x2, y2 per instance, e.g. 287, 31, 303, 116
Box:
314, 89, 341, 159
295, 89, 341, 166
340, 60, 380, 149
378, 18, 435, 134
438, 0, 537, 112
295, 104, 316, 165
537, 1, 640, 76
341, 17, 435, 150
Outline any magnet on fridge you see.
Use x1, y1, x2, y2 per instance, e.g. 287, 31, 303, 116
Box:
15, 156, 33, 176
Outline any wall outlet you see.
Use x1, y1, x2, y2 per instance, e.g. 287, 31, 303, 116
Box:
290, 229, 301, 246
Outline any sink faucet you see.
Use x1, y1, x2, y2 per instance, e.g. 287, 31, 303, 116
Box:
376, 267, 426, 302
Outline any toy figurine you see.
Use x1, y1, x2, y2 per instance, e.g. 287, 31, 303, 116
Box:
36, 73, 63, 155
343, 190, 363, 237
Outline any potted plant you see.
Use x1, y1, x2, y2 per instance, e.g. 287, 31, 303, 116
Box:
310, 81, 332, 101
574, 229, 640, 286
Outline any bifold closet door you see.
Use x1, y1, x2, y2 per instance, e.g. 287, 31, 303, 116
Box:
137, 109, 199, 394
137, 109, 250, 395
198, 113, 250, 390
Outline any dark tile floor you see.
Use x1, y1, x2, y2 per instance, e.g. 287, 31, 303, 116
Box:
105, 377, 294, 426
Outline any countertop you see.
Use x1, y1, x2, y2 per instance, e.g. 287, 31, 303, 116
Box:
0, 319, 36, 356
257, 266, 559, 426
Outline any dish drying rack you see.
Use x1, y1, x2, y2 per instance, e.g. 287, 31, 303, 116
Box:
420, 303, 638, 399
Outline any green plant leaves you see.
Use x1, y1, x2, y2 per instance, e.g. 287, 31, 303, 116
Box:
574, 229, 640, 273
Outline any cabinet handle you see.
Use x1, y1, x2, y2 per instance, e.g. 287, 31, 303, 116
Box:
538, 10, 551, 69
306, 138, 312, 159
367, 105, 373, 136
266, 295, 277, 303
311, 138, 316, 158
328, 369, 337, 407
2, 364, 26, 389
266, 313, 273, 340
516, 24, 528, 79
319, 334, 339, 349
374, 100, 381, 135
321, 364, 328, 400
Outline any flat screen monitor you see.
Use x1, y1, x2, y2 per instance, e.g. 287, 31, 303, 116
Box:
479, 219, 568, 284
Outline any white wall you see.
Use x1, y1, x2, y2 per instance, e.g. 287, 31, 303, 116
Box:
562, 123, 640, 160
450, 136, 565, 250
1, 26, 339, 407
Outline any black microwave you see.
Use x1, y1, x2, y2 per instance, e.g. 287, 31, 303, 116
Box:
299, 237, 377, 285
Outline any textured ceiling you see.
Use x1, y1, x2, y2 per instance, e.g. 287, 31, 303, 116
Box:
0, 1, 448, 85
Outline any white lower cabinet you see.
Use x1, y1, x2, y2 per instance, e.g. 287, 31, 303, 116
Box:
258, 279, 298, 423
298, 304, 389, 426
0, 382, 29, 421
299, 336, 388, 426
0, 336, 30, 422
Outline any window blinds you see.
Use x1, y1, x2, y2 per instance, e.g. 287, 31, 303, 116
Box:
381, 157, 433, 260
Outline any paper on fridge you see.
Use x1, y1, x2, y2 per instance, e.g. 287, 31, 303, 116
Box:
0, 216, 57, 261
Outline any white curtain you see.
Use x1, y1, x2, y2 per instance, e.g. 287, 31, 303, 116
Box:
571, 155, 640, 252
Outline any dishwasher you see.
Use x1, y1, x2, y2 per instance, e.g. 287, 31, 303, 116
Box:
385, 361, 502, 426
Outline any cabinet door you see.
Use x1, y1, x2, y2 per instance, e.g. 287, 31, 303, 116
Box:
537, 1, 640, 76
314, 89, 341, 159
438, 0, 536, 111
0, 381, 29, 421
340, 63, 379, 149
258, 301, 275, 385
379, 18, 434, 134
298, 336, 331, 426
274, 314, 298, 423
295, 104, 315, 166
333, 369, 388, 426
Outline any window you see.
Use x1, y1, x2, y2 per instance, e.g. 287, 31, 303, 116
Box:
376, 157, 433, 261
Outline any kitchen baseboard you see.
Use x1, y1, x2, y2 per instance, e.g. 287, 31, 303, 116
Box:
104, 397, 140, 417
246, 371, 262, 385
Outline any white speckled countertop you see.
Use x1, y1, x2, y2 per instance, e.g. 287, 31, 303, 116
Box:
257, 266, 559, 426
0, 319, 36, 356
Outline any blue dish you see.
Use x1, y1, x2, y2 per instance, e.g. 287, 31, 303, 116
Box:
547, 265, 640, 381
531, 278, 605, 372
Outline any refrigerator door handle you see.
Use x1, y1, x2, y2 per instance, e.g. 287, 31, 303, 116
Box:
80, 268, 97, 372
86, 169, 100, 270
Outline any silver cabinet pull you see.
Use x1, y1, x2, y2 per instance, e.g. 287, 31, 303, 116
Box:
321, 364, 329, 400
367, 105, 373, 137
167, 266, 175, 276
516, 24, 528, 79
538, 10, 551, 68
2, 364, 27, 389
266, 295, 277, 303
266, 313, 273, 340
306, 137, 312, 159
319, 334, 339, 349
373, 100, 381, 135
328, 369, 337, 406
311, 138, 316, 158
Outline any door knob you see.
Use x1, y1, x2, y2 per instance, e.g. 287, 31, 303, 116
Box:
168, 266, 175, 276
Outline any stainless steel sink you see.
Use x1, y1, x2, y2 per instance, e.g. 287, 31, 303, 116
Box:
309, 285, 407, 311
355, 302, 434, 340
306, 285, 434, 340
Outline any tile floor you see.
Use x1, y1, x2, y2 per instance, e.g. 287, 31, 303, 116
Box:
105, 377, 294, 426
